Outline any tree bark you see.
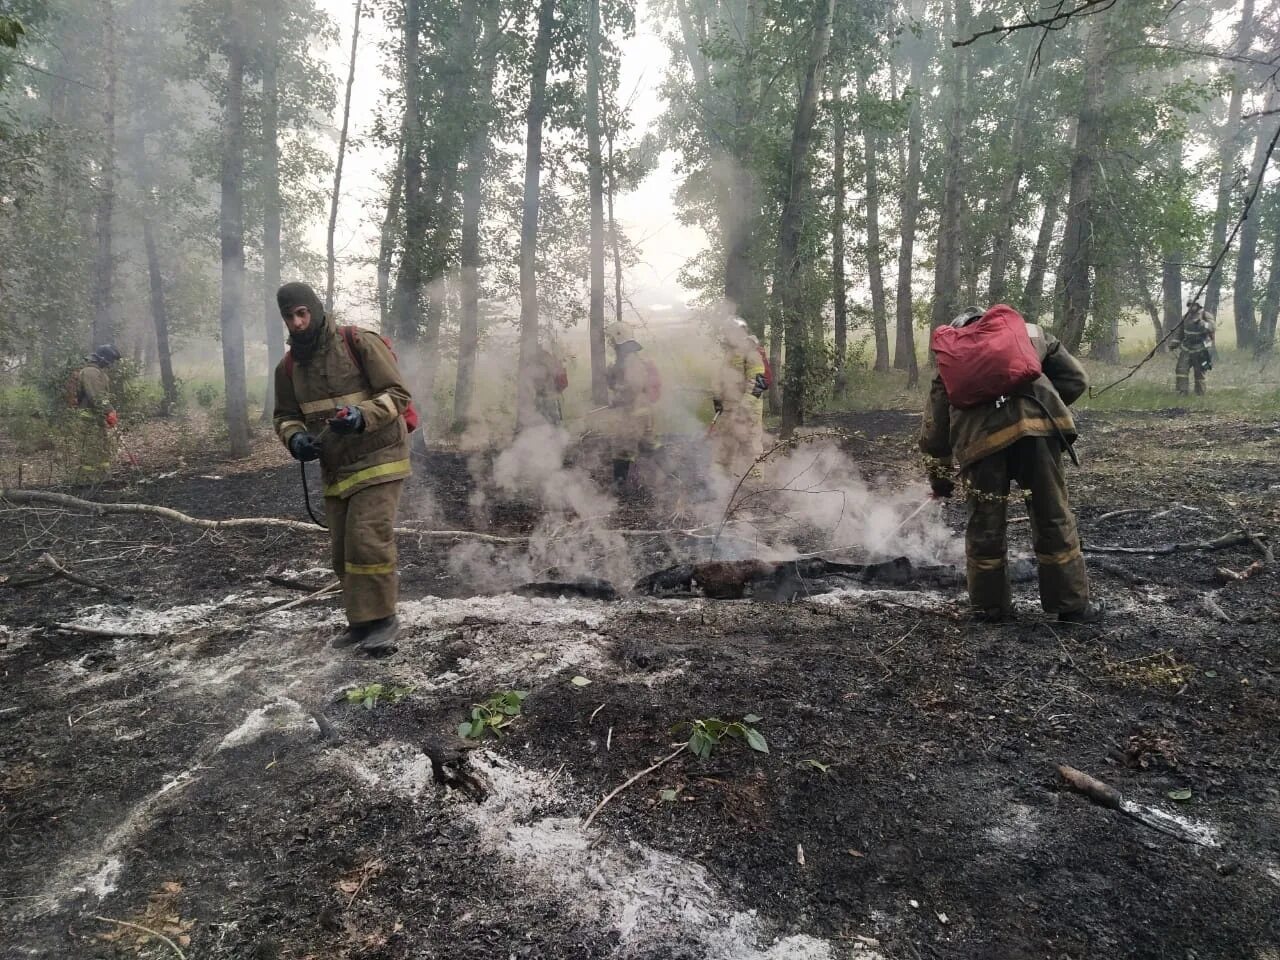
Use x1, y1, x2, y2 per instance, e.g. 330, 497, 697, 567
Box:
606, 131, 624, 327
1260, 188, 1280, 351
1089, 259, 1120, 362
1161, 137, 1185, 337
1204, 0, 1255, 318
220, 12, 251, 457
894, 0, 925, 384
1231, 90, 1279, 353
987, 35, 1038, 304
516, 0, 556, 429
857, 68, 889, 372
91, 0, 117, 348
260, 0, 284, 421
1022, 184, 1062, 321
140, 215, 178, 414
391, 0, 425, 345
327, 0, 363, 313
777, 0, 836, 435
453, 0, 502, 431
586, 0, 608, 405
377, 146, 404, 332
929, 0, 971, 336
831, 77, 847, 393
1056, 17, 1108, 353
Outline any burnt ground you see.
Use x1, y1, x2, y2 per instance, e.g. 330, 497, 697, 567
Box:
1, 409, 1278, 960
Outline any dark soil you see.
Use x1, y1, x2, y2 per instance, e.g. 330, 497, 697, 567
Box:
1, 410, 1277, 959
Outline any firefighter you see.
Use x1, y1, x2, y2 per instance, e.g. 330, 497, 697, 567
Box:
605, 321, 659, 490
272, 282, 413, 655
920, 307, 1104, 624
1170, 301, 1215, 396
531, 341, 568, 425
711, 318, 767, 479
69, 345, 121, 479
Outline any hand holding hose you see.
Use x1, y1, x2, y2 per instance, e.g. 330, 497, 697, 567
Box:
288, 432, 321, 462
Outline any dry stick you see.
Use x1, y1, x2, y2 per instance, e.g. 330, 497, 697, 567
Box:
34, 551, 127, 596
92, 916, 186, 960
257, 580, 342, 617
582, 743, 686, 830
1091, 119, 1280, 399
53, 622, 161, 638
1083, 530, 1259, 556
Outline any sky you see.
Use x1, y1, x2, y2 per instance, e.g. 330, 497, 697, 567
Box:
312, 0, 706, 324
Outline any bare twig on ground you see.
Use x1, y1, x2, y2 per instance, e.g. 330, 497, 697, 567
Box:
1088, 559, 1150, 585
1057, 764, 1214, 845
583, 743, 686, 830
1094, 508, 1147, 524
1084, 531, 1260, 556
53, 622, 162, 638
1201, 592, 1234, 623
92, 916, 186, 960
257, 581, 342, 617
3, 552, 129, 597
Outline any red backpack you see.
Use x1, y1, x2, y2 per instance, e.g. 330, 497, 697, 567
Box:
284, 326, 420, 432
929, 304, 1042, 409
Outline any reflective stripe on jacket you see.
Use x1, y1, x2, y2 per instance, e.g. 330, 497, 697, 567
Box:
272, 315, 412, 499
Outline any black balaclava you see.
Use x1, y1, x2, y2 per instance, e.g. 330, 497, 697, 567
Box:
91, 344, 122, 366
277, 282, 327, 362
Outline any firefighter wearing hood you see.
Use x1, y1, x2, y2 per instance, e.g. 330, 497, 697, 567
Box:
1170, 301, 1215, 396
605, 321, 660, 490
69, 344, 122, 478
272, 282, 413, 654
711, 318, 767, 479
920, 305, 1103, 624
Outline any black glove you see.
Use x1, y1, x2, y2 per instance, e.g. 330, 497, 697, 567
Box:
288, 432, 321, 462
712, 397, 724, 415
327, 405, 364, 434
751, 373, 768, 398
930, 476, 955, 499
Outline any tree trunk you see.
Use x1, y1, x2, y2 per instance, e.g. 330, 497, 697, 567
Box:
929, 0, 971, 336
1204, 0, 1255, 318
141, 215, 178, 415
1260, 188, 1280, 351
1129, 247, 1163, 343
453, 0, 502, 431
377, 146, 404, 332
894, 0, 925, 384
91, 0, 117, 348
1231, 90, 1279, 353
1161, 138, 1185, 337
1022, 185, 1062, 321
327, 0, 363, 313
606, 131, 623, 327
585, 0, 608, 405
1056, 17, 1108, 353
220, 14, 251, 458
857, 69, 889, 372
1089, 259, 1120, 362
777, 0, 836, 435
831, 77, 847, 393
987, 35, 1038, 304
260, 0, 284, 422
391, 0, 425, 345
516, 0, 556, 429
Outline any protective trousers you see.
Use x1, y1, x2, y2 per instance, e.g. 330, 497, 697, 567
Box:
611, 404, 656, 463
714, 398, 763, 478
964, 436, 1089, 615
1175, 349, 1206, 395
323, 478, 403, 625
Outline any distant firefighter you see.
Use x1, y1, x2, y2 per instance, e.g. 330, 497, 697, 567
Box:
66, 344, 121, 479
605, 321, 661, 491
530, 341, 569, 425
710, 317, 769, 480
1170, 301, 1215, 396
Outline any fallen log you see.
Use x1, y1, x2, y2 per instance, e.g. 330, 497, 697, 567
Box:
1056, 764, 1215, 846
1083, 531, 1261, 556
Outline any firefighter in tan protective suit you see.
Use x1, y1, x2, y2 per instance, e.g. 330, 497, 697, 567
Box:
272, 282, 412, 654
921, 307, 1104, 624
605, 321, 660, 491
711, 318, 767, 479
69, 344, 121, 480
1170, 301, 1215, 396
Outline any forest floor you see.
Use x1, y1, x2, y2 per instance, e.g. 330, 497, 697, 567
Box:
1, 407, 1278, 960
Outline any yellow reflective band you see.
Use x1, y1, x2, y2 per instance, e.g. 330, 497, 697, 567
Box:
300, 391, 371, 415
323, 458, 411, 497
969, 557, 1007, 572
345, 561, 395, 575
1036, 545, 1083, 566
276, 419, 306, 440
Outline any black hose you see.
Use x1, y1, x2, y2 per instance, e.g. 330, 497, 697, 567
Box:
300, 459, 327, 528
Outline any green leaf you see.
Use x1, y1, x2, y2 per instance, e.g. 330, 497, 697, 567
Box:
457, 721, 473, 738
689, 729, 714, 759
1168, 788, 1192, 801
570, 676, 592, 687
744, 728, 769, 753
1203, 670, 1217, 678
800, 759, 830, 773
743, 713, 763, 724
472, 717, 486, 737
659, 788, 678, 802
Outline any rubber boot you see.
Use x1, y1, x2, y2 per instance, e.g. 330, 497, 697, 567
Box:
1058, 600, 1106, 624
357, 615, 400, 655
332, 621, 369, 648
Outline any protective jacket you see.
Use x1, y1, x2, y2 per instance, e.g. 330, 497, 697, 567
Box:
75, 365, 113, 411
920, 325, 1087, 472
273, 314, 412, 499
